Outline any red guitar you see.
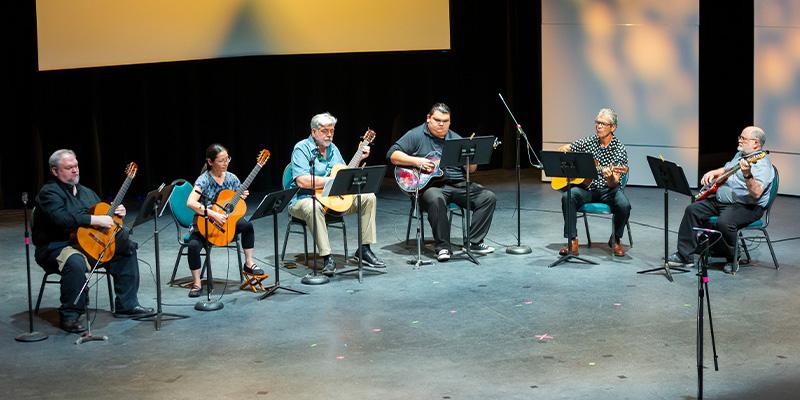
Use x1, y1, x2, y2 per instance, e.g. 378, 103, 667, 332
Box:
694, 151, 768, 201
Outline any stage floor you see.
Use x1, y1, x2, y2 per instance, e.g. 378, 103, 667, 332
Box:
1, 169, 798, 399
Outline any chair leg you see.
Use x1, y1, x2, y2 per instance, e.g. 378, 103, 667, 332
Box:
342, 221, 348, 258
406, 203, 414, 244
626, 221, 633, 247
235, 238, 244, 283
302, 224, 309, 263
34, 273, 48, 315
281, 222, 292, 263
739, 231, 751, 264
169, 244, 186, 286
105, 272, 115, 313
762, 229, 780, 269
460, 209, 467, 246
582, 212, 592, 247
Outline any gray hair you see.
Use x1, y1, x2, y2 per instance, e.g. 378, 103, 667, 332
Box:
49, 149, 76, 169
310, 112, 337, 130
749, 126, 767, 146
597, 108, 618, 126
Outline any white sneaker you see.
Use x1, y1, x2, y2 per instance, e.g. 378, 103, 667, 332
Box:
464, 242, 495, 255
437, 249, 451, 262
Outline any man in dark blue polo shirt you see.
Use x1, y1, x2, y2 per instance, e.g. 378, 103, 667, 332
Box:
387, 103, 497, 262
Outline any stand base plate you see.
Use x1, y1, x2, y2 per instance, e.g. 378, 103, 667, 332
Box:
194, 300, 224, 311
15, 331, 48, 342
506, 245, 532, 254
301, 274, 330, 285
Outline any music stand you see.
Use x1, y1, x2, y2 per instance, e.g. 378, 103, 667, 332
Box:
248, 187, 308, 300
541, 151, 598, 267
637, 156, 692, 281
326, 165, 387, 283
131, 183, 189, 330
440, 136, 496, 265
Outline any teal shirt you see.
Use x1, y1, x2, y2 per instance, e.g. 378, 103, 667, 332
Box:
715, 151, 773, 208
288, 135, 345, 207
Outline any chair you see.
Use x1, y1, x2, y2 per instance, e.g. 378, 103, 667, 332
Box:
167, 179, 243, 286
577, 174, 633, 248
404, 195, 468, 246
709, 166, 780, 272
31, 207, 115, 314
280, 164, 348, 265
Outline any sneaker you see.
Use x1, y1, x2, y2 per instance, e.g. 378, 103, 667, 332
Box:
437, 249, 451, 262
353, 247, 386, 268
666, 252, 693, 268
723, 262, 738, 275
322, 256, 336, 277
464, 242, 495, 255
243, 264, 266, 275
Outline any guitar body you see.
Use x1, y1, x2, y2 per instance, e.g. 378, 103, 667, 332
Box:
693, 151, 768, 202
194, 189, 247, 246
395, 152, 444, 192
694, 181, 722, 201
75, 202, 122, 263
316, 164, 356, 214
550, 177, 592, 191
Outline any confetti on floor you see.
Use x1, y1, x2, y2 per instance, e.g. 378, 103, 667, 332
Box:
589, 362, 596, 366
450, 310, 457, 314
310, 343, 317, 348
336, 356, 345, 360
534, 333, 554, 342
372, 328, 382, 333
524, 300, 533, 305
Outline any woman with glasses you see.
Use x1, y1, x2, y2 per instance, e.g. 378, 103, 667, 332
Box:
185, 143, 263, 297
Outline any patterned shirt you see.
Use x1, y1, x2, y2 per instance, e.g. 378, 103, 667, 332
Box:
288, 135, 346, 207
570, 134, 628, 192
194, 171, 241, 205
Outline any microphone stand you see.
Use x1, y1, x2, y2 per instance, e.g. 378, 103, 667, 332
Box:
194, 190, 224, 311
406, 167, 433, 268
75, 228, 116, 344
15, 192, 48, 342
498, 93, 541, 254
302, 149, 329, 285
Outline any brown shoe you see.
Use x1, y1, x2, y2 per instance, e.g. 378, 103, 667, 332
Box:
559, 239, 579, 256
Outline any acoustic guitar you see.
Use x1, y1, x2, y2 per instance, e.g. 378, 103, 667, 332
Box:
694, 150, 767, 201
195, 149, 270, 246
74, 162, 137, 263
550, 161, 627, 191
316, 129, 376, 215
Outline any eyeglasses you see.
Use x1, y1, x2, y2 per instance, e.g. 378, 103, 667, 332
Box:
595, 120, 613, 128
738, 135, 758, 142
216, 157, 232, 164
318, 128, 335, 135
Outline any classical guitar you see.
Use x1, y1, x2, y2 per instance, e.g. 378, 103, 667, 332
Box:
550, 161, 628, 191
316, 129, 376, 214
195, 149, 270, 246
74, 162, 137, 263
394, 151, 443, 192
694, 150, 767, 201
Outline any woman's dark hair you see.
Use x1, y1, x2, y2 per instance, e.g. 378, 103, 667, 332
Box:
201, 143, 228, 173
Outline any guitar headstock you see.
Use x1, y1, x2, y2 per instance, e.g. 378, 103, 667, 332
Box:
125, 162, 138, 179
256, 149, 271, 166
362, 129, 376, 144
747, 151, 767, 164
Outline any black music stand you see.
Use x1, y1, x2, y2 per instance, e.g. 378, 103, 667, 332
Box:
637, 156, 692, 281
541, 151, 598, 267
326, 165, 387, 283
440, 136, 496, 265
131, 183, 188, 330
248, 187, 308, 300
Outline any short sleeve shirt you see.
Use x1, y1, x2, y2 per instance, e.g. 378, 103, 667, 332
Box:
288, 135, 346, 207
570, 134, 628, 191
715, 151, 773, 207
194, 171, 240, 204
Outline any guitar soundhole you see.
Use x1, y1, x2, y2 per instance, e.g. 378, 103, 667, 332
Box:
224, 204, 234, 213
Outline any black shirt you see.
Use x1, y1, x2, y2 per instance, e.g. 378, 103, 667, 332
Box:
33, 179, 100, 260
387, 123, 466, 183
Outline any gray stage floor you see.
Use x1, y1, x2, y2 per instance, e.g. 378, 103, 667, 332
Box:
1, 169, 798, 400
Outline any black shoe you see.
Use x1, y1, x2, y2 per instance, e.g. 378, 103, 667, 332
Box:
113, 305, 155, 318
188, 285, 203, 298
353, 248, 386, 268
60, 318, 87, 334
322, 256, 336, 277
243, 264, 266, 275
666, 252, 693, 268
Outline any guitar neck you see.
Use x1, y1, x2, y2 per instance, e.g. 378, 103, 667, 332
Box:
106, 176, 133, 217
347, 139, 369, 168
231, 164, 263, 208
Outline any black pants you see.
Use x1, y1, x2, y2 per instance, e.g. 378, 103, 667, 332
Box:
420, 181, 496, 251
677, 198, 764, 261
561, 186, 631, 240
37, 247, 142, 320
187, 219, 255, 270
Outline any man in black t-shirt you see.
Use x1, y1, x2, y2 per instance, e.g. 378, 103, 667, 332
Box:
558, 108, 631, 257
387, 103, 497, 262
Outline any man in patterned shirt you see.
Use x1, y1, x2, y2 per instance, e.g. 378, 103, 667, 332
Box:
557, 108, 631, 257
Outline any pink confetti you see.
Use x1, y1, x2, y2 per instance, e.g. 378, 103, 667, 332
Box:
336, 356, 345, 360
372, 328, 382, 333
534, 333, 554, 342
450, 310, 457, 314
523, 300, 533, 305
613, 303, 622, 308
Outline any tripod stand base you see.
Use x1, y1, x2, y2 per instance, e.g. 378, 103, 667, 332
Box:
133, 312, 189, 330
548, 254, 598, 268
259, 285, 308, 300
194, 299, 224, 311
15, 331, 48, 342
637, 264, 690, 282
406, 258, 433, 267
301, 274, 330, 285
506, 245, 532, 255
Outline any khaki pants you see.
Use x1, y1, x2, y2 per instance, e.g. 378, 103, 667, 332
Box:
288, 194, 377, 257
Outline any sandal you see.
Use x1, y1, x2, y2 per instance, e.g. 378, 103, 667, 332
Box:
188, 285, 203, 298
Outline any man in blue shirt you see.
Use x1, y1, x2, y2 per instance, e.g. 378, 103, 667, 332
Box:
668, 126, 774, 274
387, 103, 497, 262
288, 112, 384, 276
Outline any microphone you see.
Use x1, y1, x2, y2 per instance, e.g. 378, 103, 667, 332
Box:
311, 148, 324, 162
21, 192, 28, 206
